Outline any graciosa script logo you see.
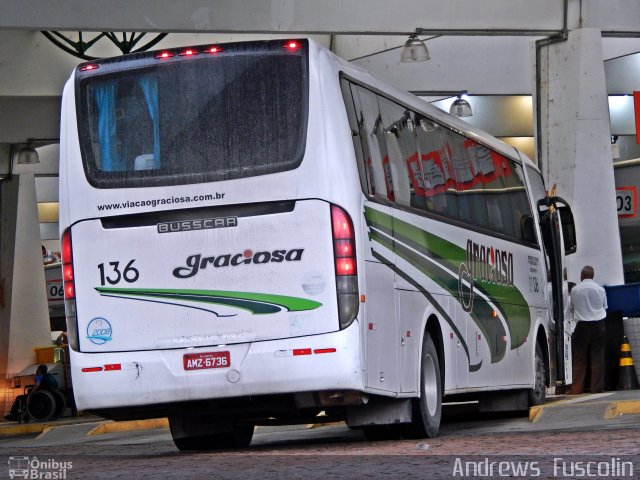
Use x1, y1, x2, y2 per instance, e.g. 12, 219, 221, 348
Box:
86, 317, 112, 345
173, 248, 304, 279
458, 239, 514, 313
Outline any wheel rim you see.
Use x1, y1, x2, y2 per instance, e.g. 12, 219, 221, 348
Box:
423, 353, 438, 416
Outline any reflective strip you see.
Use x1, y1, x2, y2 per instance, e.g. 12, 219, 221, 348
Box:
620, 358, 634, 367
293, 348, 312, 356
82, 367, 103, 373
621, 344, 631, 352
313, 348, 336, 354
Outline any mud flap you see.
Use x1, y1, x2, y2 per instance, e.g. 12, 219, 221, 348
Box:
478, 389, 529, 413
346, 397, 412, 427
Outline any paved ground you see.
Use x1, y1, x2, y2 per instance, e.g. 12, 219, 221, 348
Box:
1, 391, 639, 479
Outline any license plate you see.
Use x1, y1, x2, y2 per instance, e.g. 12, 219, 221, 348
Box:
183, 351, 230, 370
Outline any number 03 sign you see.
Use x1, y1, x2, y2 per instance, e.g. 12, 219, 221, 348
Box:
617, 186, 638, 218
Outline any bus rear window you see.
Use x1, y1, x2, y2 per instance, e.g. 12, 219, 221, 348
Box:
77, 42, 308, 188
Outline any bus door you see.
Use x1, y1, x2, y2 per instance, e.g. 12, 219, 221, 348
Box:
537, 196, 577, 385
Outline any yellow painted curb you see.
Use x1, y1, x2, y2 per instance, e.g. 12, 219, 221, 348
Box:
305, 421, 344, 429
604, 400, 640, 420
528, 406, 543, 423
87, 418, 169, 435
87, 418, 169, 436
0, 423, 48, 436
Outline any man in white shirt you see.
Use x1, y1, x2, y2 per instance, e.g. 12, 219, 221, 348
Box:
568, 266, 608, 394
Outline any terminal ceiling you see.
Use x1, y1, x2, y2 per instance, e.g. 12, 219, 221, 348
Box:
0, 0, 639, 146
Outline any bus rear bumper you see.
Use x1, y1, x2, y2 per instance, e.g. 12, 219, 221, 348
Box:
70, 322, 363, 412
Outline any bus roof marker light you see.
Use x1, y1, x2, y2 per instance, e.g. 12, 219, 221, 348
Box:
154, 51, 175, 59
179, 48, 199, 56
80, 63, 99, 71
285, 41, 300, 51
206, 46, 222, 54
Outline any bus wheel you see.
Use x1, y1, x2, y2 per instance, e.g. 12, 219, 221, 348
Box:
169, 416, 254, 451
528, 342, 546, 406
414, 334, 442, 438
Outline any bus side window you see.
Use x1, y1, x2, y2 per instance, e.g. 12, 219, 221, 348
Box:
378, 97, 422, 209
416, 117, 448, 215
483, 154, 510, 235
460, 139, 493, 227
505, 161, 534, 243
438, 129, 464, 221
340, 79, 371, 194
352, 86, 391, 202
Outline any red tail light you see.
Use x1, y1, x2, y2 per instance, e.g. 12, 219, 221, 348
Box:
61, 228, 79, 350
61, 229, 75, 300
335, 258, 356, 276
330, 205, 359, 329
205, 46, 223, 54
331, 206, 356, 276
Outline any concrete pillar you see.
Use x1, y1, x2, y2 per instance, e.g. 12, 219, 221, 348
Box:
535, 28, 624, 286
0, 174, 52, 416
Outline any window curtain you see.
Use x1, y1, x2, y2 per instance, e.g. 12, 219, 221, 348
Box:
95, 82, 120, 171
139, 76, 160, 168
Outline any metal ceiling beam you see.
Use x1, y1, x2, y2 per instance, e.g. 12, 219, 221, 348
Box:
0, 0, 569, 34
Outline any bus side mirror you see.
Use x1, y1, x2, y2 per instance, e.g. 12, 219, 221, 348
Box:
558, 206, 577, 255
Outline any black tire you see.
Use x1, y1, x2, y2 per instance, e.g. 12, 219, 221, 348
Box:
169, 417, 254, 451
27, 390, 56, 421
528, 342, 547, 406
410, 334, 442, 438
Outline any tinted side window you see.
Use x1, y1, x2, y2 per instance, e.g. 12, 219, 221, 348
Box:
340, 79, 370, 193
352, 86, 392, 201
340, 78, 536, 244
415, 117, 449, 214
379, 97, 420, 209
505, 161, 535, 243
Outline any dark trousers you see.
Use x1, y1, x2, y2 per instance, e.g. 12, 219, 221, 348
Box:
569, 319, 605, 394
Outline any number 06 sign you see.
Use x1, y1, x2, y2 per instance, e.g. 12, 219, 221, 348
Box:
617, 186, 638, 218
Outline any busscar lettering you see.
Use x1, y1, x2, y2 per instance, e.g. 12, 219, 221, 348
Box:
157, 216, 238, 234
173, 248, 305, 278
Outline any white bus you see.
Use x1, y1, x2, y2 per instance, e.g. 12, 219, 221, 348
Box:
59, 38, 576, 450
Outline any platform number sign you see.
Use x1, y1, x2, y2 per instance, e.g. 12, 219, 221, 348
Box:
616, 186, 637, 218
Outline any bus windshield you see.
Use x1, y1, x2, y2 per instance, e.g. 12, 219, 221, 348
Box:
77, 43, 308, 188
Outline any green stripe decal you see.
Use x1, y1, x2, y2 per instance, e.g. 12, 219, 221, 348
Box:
96, 287, 322, 315
372, 250, 481, 372
365, 206, 531, 358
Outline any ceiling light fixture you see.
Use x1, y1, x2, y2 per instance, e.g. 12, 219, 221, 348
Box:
17, 145, 40, 165
401, 33, 430, 62
449, 92, 473, 117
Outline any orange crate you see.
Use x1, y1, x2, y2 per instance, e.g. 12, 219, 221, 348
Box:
35, 347, 55, 364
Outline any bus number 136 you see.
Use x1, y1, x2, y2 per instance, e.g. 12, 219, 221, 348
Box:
98, 260, 140, 286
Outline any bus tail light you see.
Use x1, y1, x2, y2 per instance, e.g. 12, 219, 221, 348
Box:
61, 229, 79, 351
331, 205, 359, 329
